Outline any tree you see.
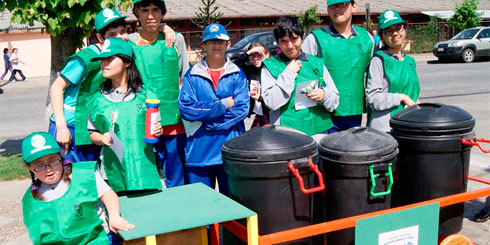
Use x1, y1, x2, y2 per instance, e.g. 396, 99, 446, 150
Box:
297, 6, 323, 35
3, 0, 131, 88
449, 0, 482, 30
191, 0, 225, 29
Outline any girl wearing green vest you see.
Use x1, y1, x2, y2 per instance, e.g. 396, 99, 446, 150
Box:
21, 132, 134, 244
88, 38, 163, 195
366, 10, 420, 133
261, 16, 339, 142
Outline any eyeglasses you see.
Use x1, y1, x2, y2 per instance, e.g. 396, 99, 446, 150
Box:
328, 2, 350, 10
31, 159, 62, 172
206, 39, 227, 45
383, 25, 405, 36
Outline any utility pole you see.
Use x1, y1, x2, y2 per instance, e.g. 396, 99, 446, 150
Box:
365, 3, 371, 31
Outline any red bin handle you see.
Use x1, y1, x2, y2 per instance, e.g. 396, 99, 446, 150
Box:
461, 137, 490, 153
288, 158, 325, 194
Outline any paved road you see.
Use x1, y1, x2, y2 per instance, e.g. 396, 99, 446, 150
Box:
0, 55, 489, 244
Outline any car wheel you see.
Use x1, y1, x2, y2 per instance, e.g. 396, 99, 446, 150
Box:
462, 49, 475, 63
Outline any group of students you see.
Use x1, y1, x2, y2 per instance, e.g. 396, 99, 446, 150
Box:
21, 0, 424, 244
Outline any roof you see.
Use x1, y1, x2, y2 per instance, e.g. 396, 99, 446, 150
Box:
0, 9, 44, 31
422, 10, 490, 19
123, 0, 490, 21
2, 0, 490, 31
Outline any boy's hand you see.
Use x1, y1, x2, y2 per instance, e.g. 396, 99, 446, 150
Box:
101, 132, 113, 146
109, 216, 135, 233
56, 126, 72, 155
227, 97, 235, 108
286, 60, 302, 73
153, 121, 163, 137
306, 88, 325, 102
160, 24, 176, 47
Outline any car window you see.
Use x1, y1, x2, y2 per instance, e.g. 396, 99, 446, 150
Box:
477, 29, 490, 39
257, 34, 272, 46
233, 35, 257, 48
452, 29, 480, 40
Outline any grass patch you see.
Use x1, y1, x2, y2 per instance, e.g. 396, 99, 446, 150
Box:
0, 154, 30, 181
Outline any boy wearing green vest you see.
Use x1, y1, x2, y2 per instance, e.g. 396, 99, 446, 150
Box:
366, 10, 420, 132
21, 132, 134, 244
129, 0, 189, 188
302, 0, 374, 133
49, 7, 175, 164
49, 8, 128, 163
261, 16, 339, 142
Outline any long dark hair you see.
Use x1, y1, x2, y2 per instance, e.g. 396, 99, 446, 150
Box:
26, 156, 72, 201
102, 54, 143, 93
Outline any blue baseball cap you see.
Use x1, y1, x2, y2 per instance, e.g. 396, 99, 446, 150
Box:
202, 23, 230, 43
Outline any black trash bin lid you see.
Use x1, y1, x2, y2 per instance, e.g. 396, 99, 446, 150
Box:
222, 125, 317, 162
390, 103, 475, 135
318, 127, 398, 164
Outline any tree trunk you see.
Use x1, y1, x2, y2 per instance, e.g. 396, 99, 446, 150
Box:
45, 28, 80, 107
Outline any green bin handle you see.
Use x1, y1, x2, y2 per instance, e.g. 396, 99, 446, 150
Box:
369, 163, 393, 197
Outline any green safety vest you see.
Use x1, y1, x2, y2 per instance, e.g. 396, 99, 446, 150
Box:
262, 54, 333, 135
22, 162, 108, 245
375, 51, 420, 116
312, 26, 373, 116
88, 90, 162, 193
68, 47, 105, 146
130, 33, 182, 126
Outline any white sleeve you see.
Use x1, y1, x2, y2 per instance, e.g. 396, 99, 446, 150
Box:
260, 66, 297, 110
321, 66, 339, 112
95, 170, 111, 198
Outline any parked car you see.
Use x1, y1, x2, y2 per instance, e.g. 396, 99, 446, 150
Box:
433, 27, 490, 63
225, 32, 278, 61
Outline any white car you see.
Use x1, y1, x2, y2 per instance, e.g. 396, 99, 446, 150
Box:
433, 27, 490, 63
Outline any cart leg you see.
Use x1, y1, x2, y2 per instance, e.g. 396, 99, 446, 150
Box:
199, 226, 208, 245
145, 235, 156, 245
210, 223, 219, 245
247, 215, 259, 245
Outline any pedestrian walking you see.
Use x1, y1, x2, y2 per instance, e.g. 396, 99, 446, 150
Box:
302, 0, 374, 133
365, 10, 420, 132
8, 48, 28, 82
0, 48, 13, 81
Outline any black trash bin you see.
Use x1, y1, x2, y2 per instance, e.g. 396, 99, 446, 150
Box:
318, 127, 398, 245
390, 103, 475, 235
222, 125, 324, 245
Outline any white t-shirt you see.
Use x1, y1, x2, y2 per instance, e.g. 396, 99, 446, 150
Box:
9, 53, 19, 70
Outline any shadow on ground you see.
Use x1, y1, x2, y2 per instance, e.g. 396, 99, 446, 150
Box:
464, 199, 486, 220
0, 139, 22, 155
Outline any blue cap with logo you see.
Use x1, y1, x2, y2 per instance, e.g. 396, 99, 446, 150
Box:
202, 23, 230, 43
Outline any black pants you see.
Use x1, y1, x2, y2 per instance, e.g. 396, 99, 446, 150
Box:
9, 69, 26, 81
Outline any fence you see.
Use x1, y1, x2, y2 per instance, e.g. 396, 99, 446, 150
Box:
405, 20, 490, 53
180, 20, 490, 61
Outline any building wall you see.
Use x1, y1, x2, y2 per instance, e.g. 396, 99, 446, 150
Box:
0, 30, 50, 78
